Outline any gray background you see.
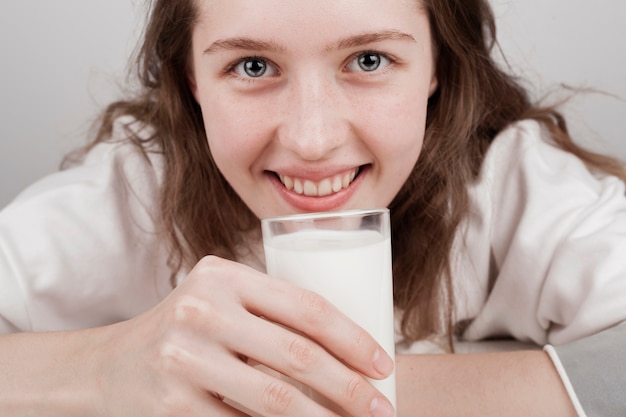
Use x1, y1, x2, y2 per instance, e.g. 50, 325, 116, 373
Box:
1, 1, 625, 208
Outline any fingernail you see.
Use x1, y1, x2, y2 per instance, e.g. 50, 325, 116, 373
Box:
370, 397, 394, 417
373, 348, 394, 376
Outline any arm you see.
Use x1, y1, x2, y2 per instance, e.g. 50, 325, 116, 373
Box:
395, 350, 577, 417
0, 330, 101, 416
442, 122, 626, 416
0, 135, 393, 416
0, 256, 395, 417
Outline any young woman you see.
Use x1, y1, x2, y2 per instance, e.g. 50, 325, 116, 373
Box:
1, 0, 624, 416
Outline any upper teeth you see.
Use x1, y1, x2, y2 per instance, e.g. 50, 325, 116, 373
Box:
279, 169, 358, 197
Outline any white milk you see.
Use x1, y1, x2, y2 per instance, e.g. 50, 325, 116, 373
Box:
264, 229, 396, 412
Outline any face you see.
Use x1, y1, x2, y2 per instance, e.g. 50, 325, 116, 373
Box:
189, 0, 437, 219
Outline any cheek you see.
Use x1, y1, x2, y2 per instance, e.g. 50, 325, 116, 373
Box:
366, 90, 427, 202
369, 90, 428, 160
200, 98, 269, 175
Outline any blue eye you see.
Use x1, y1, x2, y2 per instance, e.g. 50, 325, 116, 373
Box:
346, 52, 391, 73
232, 57, 278, 78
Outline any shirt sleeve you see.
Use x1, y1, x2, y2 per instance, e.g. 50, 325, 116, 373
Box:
0, 237, 30, 332
455, 120, 626, 416
460, 120, 626, 344
0, 120, 174, 332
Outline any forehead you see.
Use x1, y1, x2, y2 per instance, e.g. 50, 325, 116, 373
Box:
193, 0, 428, 45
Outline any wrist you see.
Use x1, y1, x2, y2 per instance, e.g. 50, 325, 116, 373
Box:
0, 329, 105, 417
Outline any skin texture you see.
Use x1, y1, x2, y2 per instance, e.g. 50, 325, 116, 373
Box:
189, 0, 437, 218
0, 0, 578, 416
1, 257, 395, 417
396, 352, 576, 417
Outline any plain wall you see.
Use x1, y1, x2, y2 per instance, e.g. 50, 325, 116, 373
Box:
491, 0, 626, 152
0, 0, 142, 208
1, 1, 625, 208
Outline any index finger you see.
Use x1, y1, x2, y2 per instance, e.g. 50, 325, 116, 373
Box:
240, 268, 395, 380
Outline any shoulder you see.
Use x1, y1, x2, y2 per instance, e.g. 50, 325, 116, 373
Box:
485, 119, 617, 182
471, 118, 626, 246
457, 120, 626, 344
483, 119, 577, 181
0, 116, 172, 332
475, 119, 624, 208
11, 116, 164, 209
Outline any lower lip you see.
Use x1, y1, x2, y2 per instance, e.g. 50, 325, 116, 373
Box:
269, 167, 368, 213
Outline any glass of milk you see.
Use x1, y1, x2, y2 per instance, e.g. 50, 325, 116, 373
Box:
261, 209, 396, 415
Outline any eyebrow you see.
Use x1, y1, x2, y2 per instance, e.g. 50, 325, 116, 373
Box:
203, 30, 416, 55
327, 30, 416, 52
204, 38, 286, 55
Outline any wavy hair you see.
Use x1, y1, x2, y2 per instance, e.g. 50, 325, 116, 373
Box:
74, 0, 626, 347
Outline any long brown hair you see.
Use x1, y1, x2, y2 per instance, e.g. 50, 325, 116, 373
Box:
392, 0, 626, 347
74, 0, 625, 346
74, 0, 260, 275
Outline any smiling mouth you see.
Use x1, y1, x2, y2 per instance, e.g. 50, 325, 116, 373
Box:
275, 166, 363, 197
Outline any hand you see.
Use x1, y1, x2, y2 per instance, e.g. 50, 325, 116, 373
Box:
94, 256, 395, 417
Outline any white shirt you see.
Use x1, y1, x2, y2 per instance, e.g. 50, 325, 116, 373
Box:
455, 121, 626, 346
0, 118, 174, 332
1, 118, 625, 415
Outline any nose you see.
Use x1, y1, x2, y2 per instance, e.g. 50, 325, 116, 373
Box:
277, 74, 348, 161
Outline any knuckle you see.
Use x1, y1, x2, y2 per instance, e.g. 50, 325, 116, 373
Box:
198, 254, 221, 267
171, 296, 203, 324
262, 380, 296, 415
193, 255, 216, 274
351, 327, 376, 357
353, 327, 369, 347
155, 339, 189, 375
194, 255, 227, 281
343, 372, 367, 402
286, 337, 318, 372
193, 255, 243, 290
169, 295, 225, 334
298, 289, 332, 325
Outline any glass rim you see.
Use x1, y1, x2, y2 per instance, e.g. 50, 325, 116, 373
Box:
261, 208, 389, 224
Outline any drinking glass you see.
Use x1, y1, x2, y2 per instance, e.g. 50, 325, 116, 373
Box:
261, 209, 396, 415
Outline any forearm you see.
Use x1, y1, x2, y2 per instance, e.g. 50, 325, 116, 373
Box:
396, 350, 577, 417
0, 329, 103, 416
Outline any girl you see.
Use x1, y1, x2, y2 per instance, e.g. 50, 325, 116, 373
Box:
1, 0, 624, 416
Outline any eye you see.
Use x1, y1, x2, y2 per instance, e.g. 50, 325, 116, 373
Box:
346, 52, 391, 73
231, 57, 279, 78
